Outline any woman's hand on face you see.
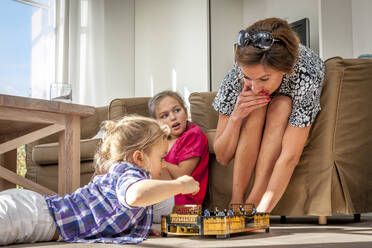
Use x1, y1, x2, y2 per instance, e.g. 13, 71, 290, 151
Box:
231, 84, 271, 121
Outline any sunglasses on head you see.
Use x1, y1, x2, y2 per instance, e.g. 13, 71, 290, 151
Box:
237, 30, 280, 51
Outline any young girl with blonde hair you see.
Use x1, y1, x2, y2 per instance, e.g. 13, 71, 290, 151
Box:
0, 115, 199, 245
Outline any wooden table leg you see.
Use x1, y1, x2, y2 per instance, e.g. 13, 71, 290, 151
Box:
58, 115, 81, 195
0, 149, 17, 190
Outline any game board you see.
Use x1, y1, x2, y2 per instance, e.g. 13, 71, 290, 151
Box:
161, 204, 269, 239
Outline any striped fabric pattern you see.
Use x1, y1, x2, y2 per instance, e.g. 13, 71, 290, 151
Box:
44, 162, 152, 244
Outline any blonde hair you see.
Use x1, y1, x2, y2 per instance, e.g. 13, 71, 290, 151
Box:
148, 90, 187, 119
93, 115, 170, 178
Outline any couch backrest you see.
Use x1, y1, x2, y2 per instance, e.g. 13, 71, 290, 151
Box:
320, 56, 372, 164
306, 56, 372, 151
189, 92, 218, 133
109, 97, 151, 120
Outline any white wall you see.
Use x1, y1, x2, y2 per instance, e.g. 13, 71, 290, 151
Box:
134, 0, 209, 102
78, 0, 371, 106
74, 0, 135, 107
242, 0, 320, 54
210, 0, 321, 90
104, 0, 135, 99
210, 0, 243, 91
351, 0, 372, 57
320, 0, 353, 59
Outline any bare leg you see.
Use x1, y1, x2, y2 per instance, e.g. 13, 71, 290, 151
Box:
230, 106, 267, 205
256, 157, 298, 213
246, 96, 292, 205
256, 98, 311, 213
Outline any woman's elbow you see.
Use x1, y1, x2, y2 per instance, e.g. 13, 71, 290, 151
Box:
215, 153, 231, 166
213, 141, 232, 166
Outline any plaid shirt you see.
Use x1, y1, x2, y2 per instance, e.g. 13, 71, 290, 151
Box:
44, 162, 153, 244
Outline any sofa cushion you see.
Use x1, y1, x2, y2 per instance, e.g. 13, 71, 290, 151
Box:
108, 98, 125, 120
34, 161, 95, 193
109, 97, 151, 120
80, 105, 109, 139
189, 92, 218, 133
32, 138, 101, 165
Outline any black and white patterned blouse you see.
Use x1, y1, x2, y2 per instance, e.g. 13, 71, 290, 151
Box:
212, 44, 325, 127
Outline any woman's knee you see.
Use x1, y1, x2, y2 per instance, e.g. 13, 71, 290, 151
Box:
241, 105, 267, 133
267, 95, 292, 117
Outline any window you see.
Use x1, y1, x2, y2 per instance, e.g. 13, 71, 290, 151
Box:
0, 0, 55, 99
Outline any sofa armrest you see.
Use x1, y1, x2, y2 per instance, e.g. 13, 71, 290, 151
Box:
80, 105, 109, 139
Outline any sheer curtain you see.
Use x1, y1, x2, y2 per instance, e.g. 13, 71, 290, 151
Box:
56, 0, 106, 106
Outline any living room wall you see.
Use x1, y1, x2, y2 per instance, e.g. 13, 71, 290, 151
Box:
320, 0, 353, 59
210, 0, 321, 91
242, 0, 320, 54
69, 0, 136, 107
209, 0, 372, 91
210, 0, 243, 92
73, 0, 209, 107
103, 0, 135, 99
351, 0, 372, 57
134, 0, 209, 101
75, 0, 371, 106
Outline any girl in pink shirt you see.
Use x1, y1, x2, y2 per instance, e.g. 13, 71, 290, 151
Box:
149, 91, 209, 205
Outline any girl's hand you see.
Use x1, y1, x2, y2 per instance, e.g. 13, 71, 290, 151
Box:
176, 175, 200, 195
231, 84, 270, 121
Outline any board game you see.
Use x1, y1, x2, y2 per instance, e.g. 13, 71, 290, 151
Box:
161, 204, 269, 239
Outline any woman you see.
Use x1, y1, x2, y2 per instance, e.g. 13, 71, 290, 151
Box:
212, 17, 325, 213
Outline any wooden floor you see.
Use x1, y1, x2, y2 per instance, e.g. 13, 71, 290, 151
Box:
4, 215, 372, 248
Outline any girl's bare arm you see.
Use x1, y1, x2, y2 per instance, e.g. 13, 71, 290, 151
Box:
126, 175, 199, 207
164, 157, 199, 179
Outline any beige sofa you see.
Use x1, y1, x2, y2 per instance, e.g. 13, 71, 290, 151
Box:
189, 57, 372, 222
25, 57, 372, 223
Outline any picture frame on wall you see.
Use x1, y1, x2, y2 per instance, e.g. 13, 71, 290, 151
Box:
290, 18, 310, 48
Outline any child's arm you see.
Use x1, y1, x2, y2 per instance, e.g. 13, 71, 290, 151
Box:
164, 157, 200, 179
126, 175, 199, 207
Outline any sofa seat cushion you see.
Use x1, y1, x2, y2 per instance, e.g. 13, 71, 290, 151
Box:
32, 138, 101, 165
34, 161, 95, 192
